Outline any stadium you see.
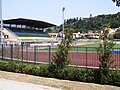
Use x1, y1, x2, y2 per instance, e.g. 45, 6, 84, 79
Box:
0, 17, 120, 68
2, 18, 58, 46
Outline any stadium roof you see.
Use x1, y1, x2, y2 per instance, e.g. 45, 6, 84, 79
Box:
3, 18, 56, 28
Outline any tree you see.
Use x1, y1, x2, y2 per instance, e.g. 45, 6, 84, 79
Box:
112, 0, 120, 7
113, 32, 120, 39
49, 28, 73, 76
97, 23, 116, 84
64, 12, 120, 32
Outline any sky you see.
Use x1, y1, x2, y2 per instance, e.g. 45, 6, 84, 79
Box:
2, 0, 120, 25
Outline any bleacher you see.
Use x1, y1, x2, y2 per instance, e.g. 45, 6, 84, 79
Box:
3, 18, 56, 45
7, 27, 50, 37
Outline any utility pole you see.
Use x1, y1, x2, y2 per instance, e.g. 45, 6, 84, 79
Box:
0, 0, 3, 44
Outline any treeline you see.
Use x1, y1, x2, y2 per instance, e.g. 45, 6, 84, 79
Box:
65, 12, 120, 32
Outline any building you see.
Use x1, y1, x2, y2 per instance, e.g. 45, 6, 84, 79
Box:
1, 18, 58, 45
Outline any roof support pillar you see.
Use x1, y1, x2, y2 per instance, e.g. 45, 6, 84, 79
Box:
0, 0, 3, 44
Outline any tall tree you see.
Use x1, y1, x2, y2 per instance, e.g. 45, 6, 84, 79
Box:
97, 23, 116, 84
49, 28, 74, 77
51, 28, 73, 69
112, 0, 120, 7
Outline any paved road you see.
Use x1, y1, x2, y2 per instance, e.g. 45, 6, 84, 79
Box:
0, 78, 61, 90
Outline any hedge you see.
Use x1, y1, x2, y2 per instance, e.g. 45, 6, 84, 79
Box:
0, 60, 120, 86
0, 60, 49, 77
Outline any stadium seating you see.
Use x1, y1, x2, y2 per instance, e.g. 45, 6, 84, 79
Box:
7, 27, 50, 37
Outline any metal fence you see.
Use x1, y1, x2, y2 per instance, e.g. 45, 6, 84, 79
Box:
0, 44, 120, 68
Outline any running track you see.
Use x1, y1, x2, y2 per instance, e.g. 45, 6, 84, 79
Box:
0, 46, 120, 68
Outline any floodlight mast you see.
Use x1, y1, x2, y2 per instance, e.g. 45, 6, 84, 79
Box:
62, 7, 65, 38
0, 0, 3, 44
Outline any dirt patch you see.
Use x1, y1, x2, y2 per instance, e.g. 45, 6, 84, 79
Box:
0, 70, 120, 90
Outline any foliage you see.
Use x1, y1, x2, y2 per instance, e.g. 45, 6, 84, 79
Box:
64, 12, 120, 32
0, 60, 49, 77
49, 28, 73, 71
49, 12, 120, 33
109, 70, 120, 85
113, 32, 120, 39
0, 60, 120, 86
97, 24, 116, 84
112, 0, 120, 7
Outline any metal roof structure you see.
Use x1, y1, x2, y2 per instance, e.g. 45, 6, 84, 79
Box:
3, 18, 56, 28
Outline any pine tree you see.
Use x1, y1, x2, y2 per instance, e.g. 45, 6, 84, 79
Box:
97, 24, 116, 84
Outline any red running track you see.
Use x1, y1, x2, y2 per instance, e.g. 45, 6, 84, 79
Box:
0, 47, 120, 68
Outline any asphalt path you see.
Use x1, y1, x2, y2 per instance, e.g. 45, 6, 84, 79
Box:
0, 78, 61, 90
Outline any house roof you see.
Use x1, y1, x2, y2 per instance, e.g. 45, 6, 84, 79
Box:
3, 18, 56, 28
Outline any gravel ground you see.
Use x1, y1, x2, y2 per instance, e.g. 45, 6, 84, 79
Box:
0, 78, 61, 90
0, 70, 120, 90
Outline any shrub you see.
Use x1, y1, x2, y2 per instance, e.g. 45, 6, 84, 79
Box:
5, 62, 17, 72
109, 70, 120, 85
0, 61, 17, 72
0, 61, 8, 70
17, 63, 28, 73
113, 32, 120, 39
0, 60, 120, 86
37, 64, 49, 77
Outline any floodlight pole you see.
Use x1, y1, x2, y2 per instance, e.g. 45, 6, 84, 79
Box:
0, 0, 3, 44
62, 7, 65, 38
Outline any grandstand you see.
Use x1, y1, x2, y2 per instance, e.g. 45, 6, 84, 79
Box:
1, 18, 57, 45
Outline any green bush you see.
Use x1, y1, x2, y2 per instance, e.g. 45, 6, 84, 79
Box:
57, 67, 76, 80
0, 60, 49, 77
0, 60, 120, 86
0, 61, 8, 70
0, 61, 17, 72
93, 69, 101, 83
49, 67, 95, 82
16, 63, 28, 73
109, 71, 120, 86
113, 32, 120, 39
5, 62, 17, 72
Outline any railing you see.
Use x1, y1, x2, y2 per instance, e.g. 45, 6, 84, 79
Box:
0, 44, 120, 68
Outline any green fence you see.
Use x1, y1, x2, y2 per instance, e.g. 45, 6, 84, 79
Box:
0, 44, 120, 68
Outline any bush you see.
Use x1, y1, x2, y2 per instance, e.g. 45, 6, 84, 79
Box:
113, 32, 120, 39
0, 60, 120, 86
49, 67, 95, 82
0, 60, 49, 77
0, 61, 17, 72
5, 62, 17, 72
0, 61, 8, 70
109, 70, 120, 85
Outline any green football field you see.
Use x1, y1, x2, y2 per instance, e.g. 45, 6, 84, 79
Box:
76, 44, 120, 48
71, 44, 120, 52
38, 44, 120, 52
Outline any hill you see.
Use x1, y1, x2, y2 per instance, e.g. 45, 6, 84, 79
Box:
64, 12, 120, 32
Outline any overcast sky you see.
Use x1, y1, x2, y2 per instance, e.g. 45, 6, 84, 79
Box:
2, 0, 120, 25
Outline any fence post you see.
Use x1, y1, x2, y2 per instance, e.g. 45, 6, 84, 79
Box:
86, 47, 88, 68
26, 45, 28, 61
48, 46, 51, 64
17, 45, 20, 60
21, 44, 23, 62
34, 46, 37, 63
10, 44, 13, 60
76, 46, 78, 66
2, 44, 3, 60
